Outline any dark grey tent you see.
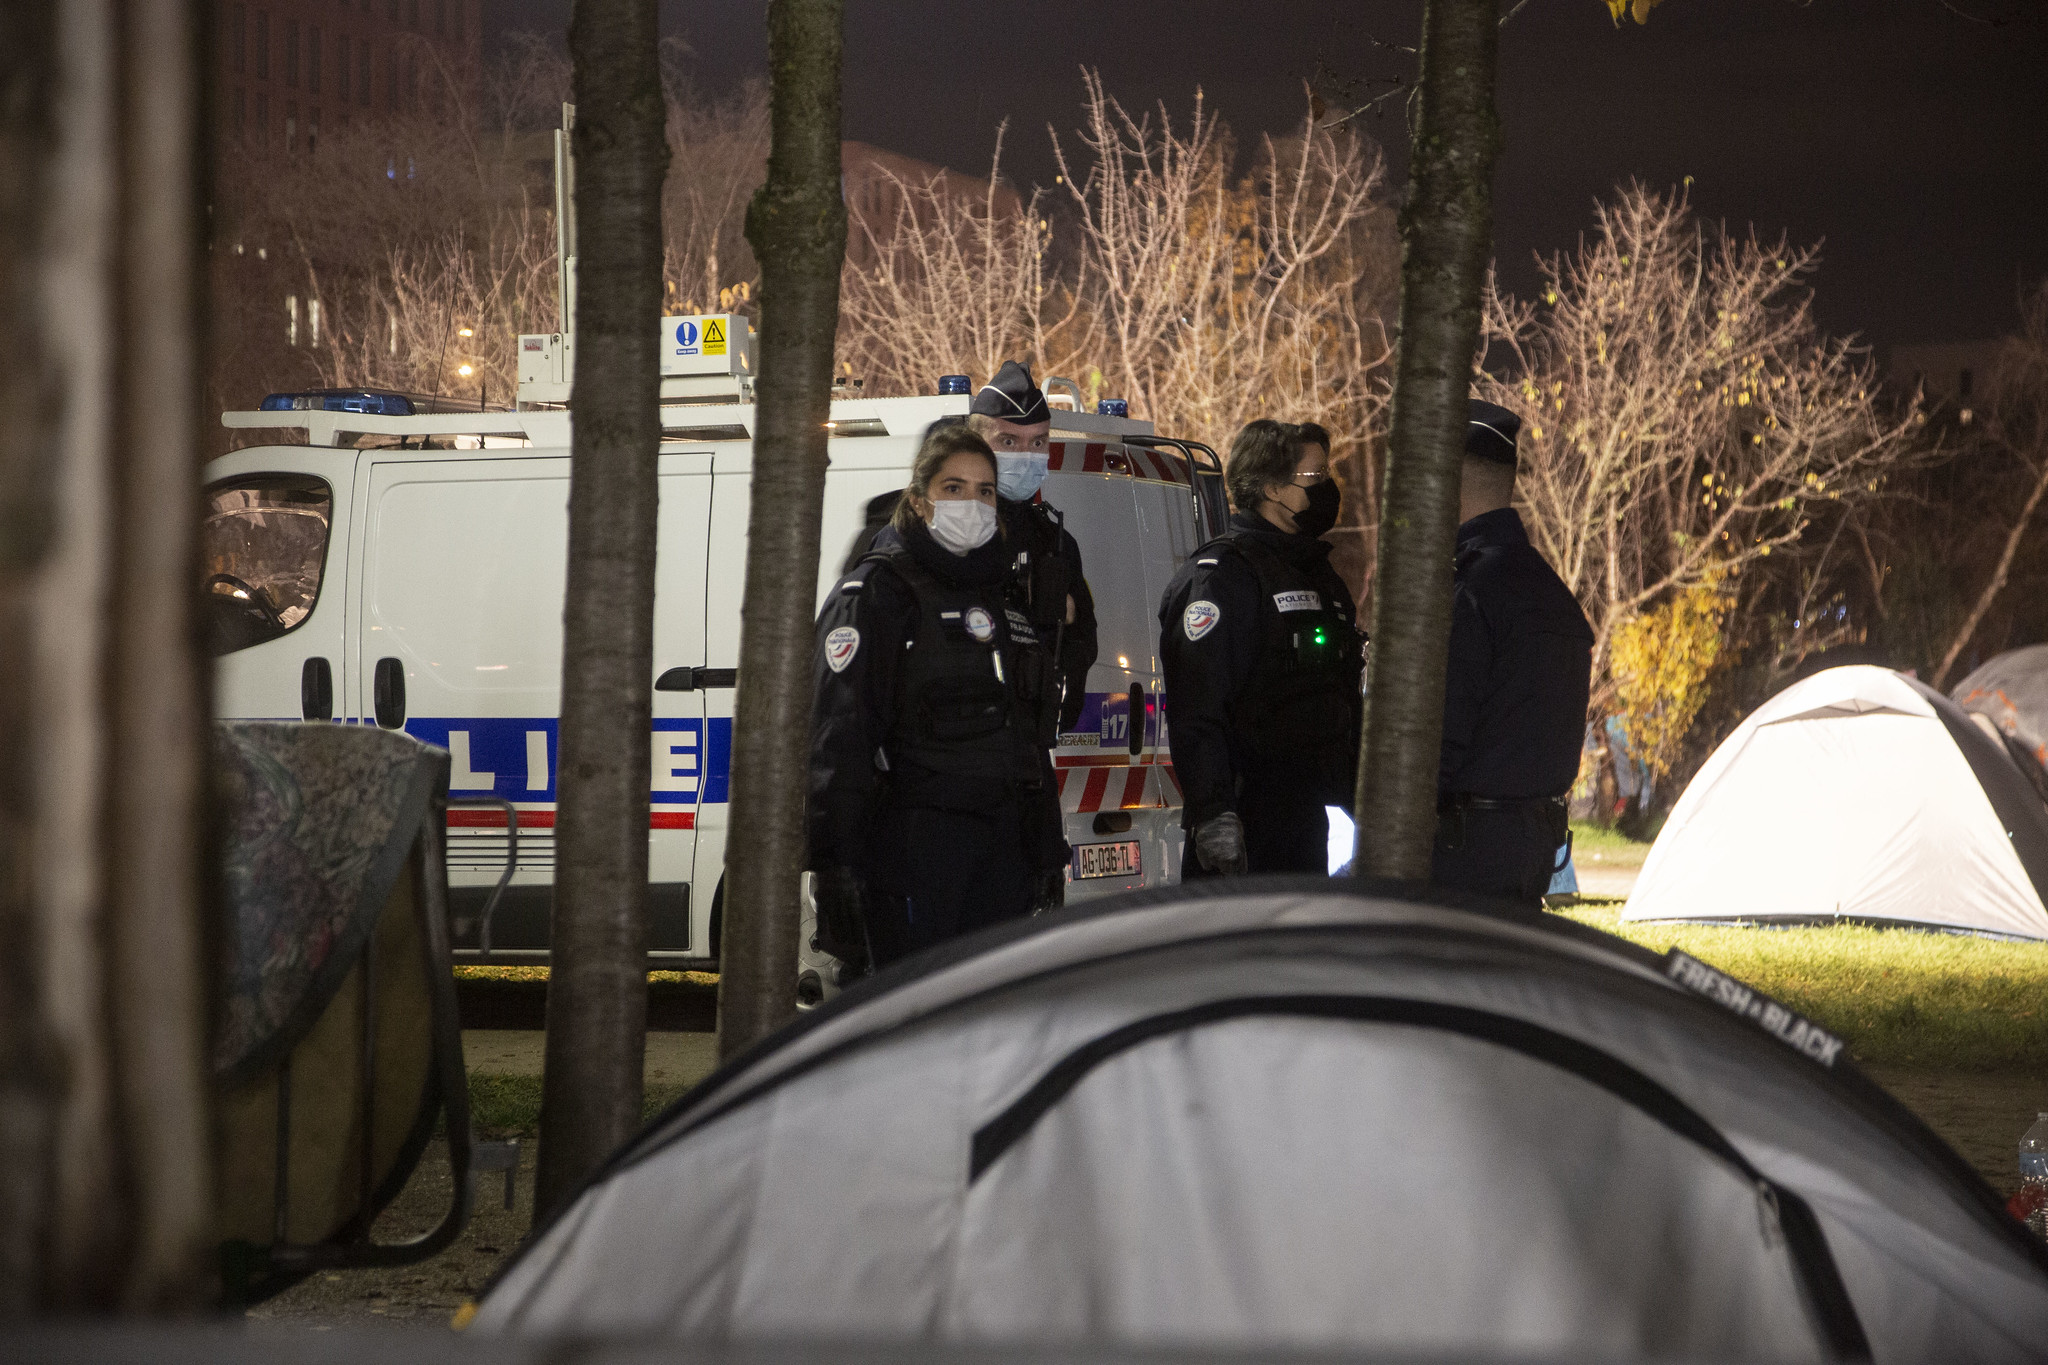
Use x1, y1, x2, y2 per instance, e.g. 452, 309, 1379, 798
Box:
478, 884, 2048, 1361
1954, 644, 2048, 798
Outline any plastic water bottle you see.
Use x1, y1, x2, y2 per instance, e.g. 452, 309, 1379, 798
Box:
2022, 1113, 2048, 1237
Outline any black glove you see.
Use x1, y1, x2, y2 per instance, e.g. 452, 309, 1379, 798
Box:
811, 865, 871, 975
1030, 866, 1068, 915
1192, 812, 1247, 875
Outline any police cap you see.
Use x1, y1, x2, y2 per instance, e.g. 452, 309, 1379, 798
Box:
971, 360, 1051, 425
1466, 399, 1521, 468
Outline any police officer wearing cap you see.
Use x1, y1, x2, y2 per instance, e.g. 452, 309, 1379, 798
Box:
965, 361, 1100, 906
807, 424, 1066, 971
1433, 399, 1595, 913
1158, 419, 1363, 877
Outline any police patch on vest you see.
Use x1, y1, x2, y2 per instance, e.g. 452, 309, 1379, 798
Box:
1273, 590, 1322, 613
824, 626, 860, 673
1004, 607, 1040, 646
964, 606, 996, 642
1183, 599, 1222, 641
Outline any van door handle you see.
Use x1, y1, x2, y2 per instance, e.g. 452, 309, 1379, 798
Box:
373, 657, 407, 728
301, 657, 333, 721
655, 667, 737, 691
1128, 682, 1146, 756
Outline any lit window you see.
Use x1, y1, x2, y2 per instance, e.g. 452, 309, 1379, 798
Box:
286, 294, 298, 347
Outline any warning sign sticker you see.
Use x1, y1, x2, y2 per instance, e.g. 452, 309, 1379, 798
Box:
703, 317, 727, 356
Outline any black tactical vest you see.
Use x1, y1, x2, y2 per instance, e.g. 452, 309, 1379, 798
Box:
870, 545, 1046, 808
1216, 532, 1365, 799
1004, 501, 1071, 748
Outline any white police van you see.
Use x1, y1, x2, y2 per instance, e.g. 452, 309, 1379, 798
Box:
203, 316, 1225, 983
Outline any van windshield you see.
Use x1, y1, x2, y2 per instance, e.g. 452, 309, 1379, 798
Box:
202, 476, 332, 655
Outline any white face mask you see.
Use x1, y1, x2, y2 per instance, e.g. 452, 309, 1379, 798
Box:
995, 452, 1051, 502
927, 498, 997, 554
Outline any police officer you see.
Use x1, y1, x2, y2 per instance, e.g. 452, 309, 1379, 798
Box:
967, 362, 1099, 908
1158, 418, 1363, 877
1432, 400, 1595, 914
842, 363, 1099, 734
808, 424, 1066, 970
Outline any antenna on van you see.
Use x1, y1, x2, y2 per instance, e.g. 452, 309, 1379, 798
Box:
554, 102, 577, 336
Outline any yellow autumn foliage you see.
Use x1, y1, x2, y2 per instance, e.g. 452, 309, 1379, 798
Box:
1605, 0, 1664, 22
1610, 573, 1735, 776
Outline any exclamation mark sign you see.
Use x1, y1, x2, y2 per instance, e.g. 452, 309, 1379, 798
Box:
527, 730, 550, 792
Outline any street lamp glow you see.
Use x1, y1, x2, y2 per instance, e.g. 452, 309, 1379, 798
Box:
457, 327, 474, 338
457, 364, 475, 377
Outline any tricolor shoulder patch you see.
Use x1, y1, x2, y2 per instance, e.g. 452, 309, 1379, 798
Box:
1183, 599, 1222, 642
825, 626, 860, 673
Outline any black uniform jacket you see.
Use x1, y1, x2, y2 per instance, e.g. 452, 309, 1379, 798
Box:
808, 522, 1048, 873
1003, 498, 1099, 734
843, 492, 1098, 734
1158, 512, 1360, 830
1440, 507, 1594, 799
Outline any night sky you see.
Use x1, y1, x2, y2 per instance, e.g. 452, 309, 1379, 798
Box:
489, 0, 2048, 353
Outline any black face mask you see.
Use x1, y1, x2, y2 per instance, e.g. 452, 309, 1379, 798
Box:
1293, 479, 1342, 538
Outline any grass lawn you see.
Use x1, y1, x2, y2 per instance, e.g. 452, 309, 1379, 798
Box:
1562, 904, 2048, 1072
1568, 820, 1655, 869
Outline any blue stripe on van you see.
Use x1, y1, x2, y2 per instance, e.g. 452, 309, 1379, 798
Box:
404, 716, 733, 805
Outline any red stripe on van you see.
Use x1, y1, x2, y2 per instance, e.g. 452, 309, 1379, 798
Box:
1080, 443, 1106, 473
1078, 767, 1111, 813
445, 808, 694, 831
449, 808, 556, 828
1119, 767, 1149, 810
1147, 450, 1182, 483
1047, 442, 1068, 472
1161, 764, 1183, 799
1121, 448, 1147, 479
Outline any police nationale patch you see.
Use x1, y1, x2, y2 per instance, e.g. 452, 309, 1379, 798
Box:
824, 626, 860, 673
965, 607, 997, 642
1273, 590, 1322, 613
1183, 599, 1222, 641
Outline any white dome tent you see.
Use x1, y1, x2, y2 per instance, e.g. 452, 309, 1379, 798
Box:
478, 882, 2048, 1361
1624, 665, 2048, 939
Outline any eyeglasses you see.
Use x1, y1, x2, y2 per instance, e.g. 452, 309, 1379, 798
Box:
1292, 470, 1331, 485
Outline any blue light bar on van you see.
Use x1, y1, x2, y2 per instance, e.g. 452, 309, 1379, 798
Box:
1097, 399, 1129, 417
937, 374, 971, 395
259, 389, 417, 416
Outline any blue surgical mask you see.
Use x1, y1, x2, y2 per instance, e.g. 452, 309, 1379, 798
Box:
995, 452, 1050, 502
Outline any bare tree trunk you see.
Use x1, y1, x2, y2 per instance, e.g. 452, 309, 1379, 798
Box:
1, 0, 213, 1312
1352, 0, 1500, 881
1932, 455, 2048, 692
536, 0, 669, 1222
0, 0, 62, 1315
717, 0, 845, 1061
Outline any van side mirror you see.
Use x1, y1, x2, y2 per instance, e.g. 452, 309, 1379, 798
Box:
1128, 683, 1146, 756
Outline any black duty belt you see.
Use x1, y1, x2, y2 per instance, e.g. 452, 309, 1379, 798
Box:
1437, 792, 1568, 815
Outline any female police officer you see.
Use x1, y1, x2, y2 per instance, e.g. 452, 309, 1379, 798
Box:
807, 424, 1066, 970
1157, 419, 1363, 877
